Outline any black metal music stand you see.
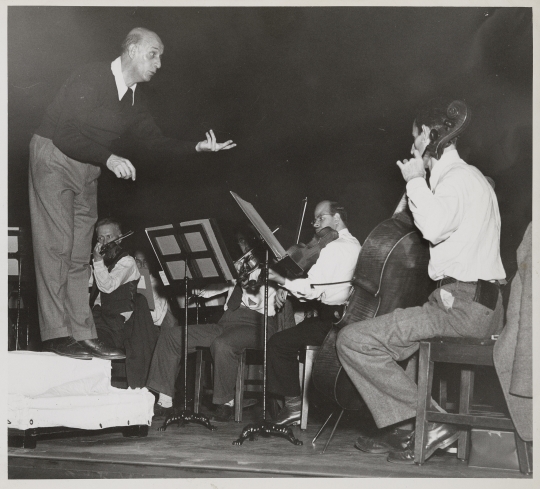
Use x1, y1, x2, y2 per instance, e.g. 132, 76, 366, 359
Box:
145, 219, 237, 432
230, 192, 303, 447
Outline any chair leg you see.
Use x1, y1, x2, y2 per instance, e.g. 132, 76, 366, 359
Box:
457, 368, 474, 461
439, 379, 448, 411
514, 433, 533, 475
194, 350, 204, 413
234, 350, 247, 422
415, 342, 434, 465
300, 348, 316, 430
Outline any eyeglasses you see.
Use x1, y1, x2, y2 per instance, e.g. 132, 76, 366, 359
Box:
311, 213, 333, 225
135, 258, 148, 269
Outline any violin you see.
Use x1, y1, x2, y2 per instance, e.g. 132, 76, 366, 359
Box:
99, 230, 134, 268
282, 226, 339, 277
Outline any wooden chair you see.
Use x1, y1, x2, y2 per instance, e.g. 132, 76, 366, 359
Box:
194, 345, 319, 425
193, 347, 264, 422
414, 336, 532, 474
298, 345, 319, 430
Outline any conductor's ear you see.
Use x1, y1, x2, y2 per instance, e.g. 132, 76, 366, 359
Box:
128, 43, 138, 59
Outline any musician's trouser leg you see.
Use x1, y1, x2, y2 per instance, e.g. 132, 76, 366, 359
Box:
210, 309, 277, 405
336, 283, 504, 429
267, 317, 332, 398
146, 323, 222, 398
28, 135, 100, 342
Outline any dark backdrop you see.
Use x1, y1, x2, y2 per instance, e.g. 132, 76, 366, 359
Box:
8, 6, 532, 274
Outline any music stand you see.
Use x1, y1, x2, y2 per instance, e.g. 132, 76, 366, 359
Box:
230, 192, 303, 447
146, 218, 237, 432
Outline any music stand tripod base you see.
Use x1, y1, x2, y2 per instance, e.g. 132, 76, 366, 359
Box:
233, 420, 303, 446
158, 409, 217, 432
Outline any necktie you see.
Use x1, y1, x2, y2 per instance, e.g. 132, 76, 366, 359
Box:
227, 285, 243, 311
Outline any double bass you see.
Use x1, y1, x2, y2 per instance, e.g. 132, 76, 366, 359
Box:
312, 99, 471, 412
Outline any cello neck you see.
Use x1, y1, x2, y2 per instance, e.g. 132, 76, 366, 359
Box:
392, 191, 414, 226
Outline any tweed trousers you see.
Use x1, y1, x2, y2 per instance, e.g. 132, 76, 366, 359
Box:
146, 306, 277, 404
336, 282, 504, 429
28, 135, 101, 341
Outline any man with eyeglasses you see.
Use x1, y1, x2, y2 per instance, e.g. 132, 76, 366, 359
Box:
266, 200, 361, 426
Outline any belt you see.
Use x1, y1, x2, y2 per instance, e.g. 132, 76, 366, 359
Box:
437, 277, 500, 311
437, 277, 477, 288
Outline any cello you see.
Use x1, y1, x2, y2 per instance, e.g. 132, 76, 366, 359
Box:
312, 100, 472, 426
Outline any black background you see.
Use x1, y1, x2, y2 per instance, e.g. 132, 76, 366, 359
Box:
8, 6, 532, 273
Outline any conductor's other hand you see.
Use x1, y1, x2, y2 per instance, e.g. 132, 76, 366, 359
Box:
107, 154, 137, 181
196, 129, 236, 152
396, 149, 426, 183
93, 242, 103, 262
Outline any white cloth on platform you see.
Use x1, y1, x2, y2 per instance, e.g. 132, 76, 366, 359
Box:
8, 351, 154, 431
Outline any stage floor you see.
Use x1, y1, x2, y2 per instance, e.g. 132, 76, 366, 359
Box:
7, 401, 531, 479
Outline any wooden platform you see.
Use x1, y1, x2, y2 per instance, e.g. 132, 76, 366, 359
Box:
7, 402, 531, 479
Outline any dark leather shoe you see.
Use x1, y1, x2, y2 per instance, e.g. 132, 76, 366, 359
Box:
210, 404, 234, 422
355, 428, 414, 454
387, 422, 460, 465
78, 338, 126, 360
273, 403, 301, 426
153, 404, 175, 419
42, 337, 92, 360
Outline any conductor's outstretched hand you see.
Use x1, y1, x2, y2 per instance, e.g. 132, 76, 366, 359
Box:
196, 129, 236, 152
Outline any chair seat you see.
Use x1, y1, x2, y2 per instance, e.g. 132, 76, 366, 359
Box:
426, 336, 496, 346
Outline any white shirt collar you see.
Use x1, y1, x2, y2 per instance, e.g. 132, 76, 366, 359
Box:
111, 57, 136, 105
429, 148, 461, 190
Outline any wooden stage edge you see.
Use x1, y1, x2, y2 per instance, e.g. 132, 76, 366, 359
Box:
8, 405, 532, 479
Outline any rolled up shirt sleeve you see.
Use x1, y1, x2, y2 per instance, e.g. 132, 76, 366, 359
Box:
93, 256, 140, 294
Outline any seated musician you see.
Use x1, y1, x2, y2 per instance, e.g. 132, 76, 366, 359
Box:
91, 217, 158, 387
336, 97, 506, 464
146, 229, 285, 421
266, 201, 361, 426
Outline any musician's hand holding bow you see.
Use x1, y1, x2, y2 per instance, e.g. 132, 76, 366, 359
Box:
396, 149, 426, 183
196, 129, 236, 152
275, 288, 288, 311
268, 268, 286, 286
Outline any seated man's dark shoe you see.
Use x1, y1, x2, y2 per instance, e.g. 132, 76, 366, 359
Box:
78, 338, 126, 360
355, 427, 414, 454
273, 402, 301, 426
42, 337, 92, 360
387, 422, 460, 465
153, 404, 175, 419
210, 404, 234, 422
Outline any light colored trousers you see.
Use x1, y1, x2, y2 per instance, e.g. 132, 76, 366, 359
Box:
28, 135, 100, 341
336, 282, 504, 429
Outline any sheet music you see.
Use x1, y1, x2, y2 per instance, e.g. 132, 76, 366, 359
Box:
230, 191, 287, 260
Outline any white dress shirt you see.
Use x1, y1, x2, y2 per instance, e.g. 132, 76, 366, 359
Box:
283, 228, 361, 306
199, 268, 277, 316
111, 57, 136, 104
406, 148, 506, 282
93, 255, 140, 319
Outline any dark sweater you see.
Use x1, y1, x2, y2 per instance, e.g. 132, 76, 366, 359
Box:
35, 61, 197, 166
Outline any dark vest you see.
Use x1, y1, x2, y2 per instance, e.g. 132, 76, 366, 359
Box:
91, 250, 138, 313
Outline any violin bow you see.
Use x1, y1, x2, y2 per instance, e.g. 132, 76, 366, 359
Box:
294, 197, 308, 245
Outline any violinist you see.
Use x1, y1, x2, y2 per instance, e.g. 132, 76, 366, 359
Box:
266, 201, 361, 426
146, 229, 285, 421
91, 217, 159, 387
